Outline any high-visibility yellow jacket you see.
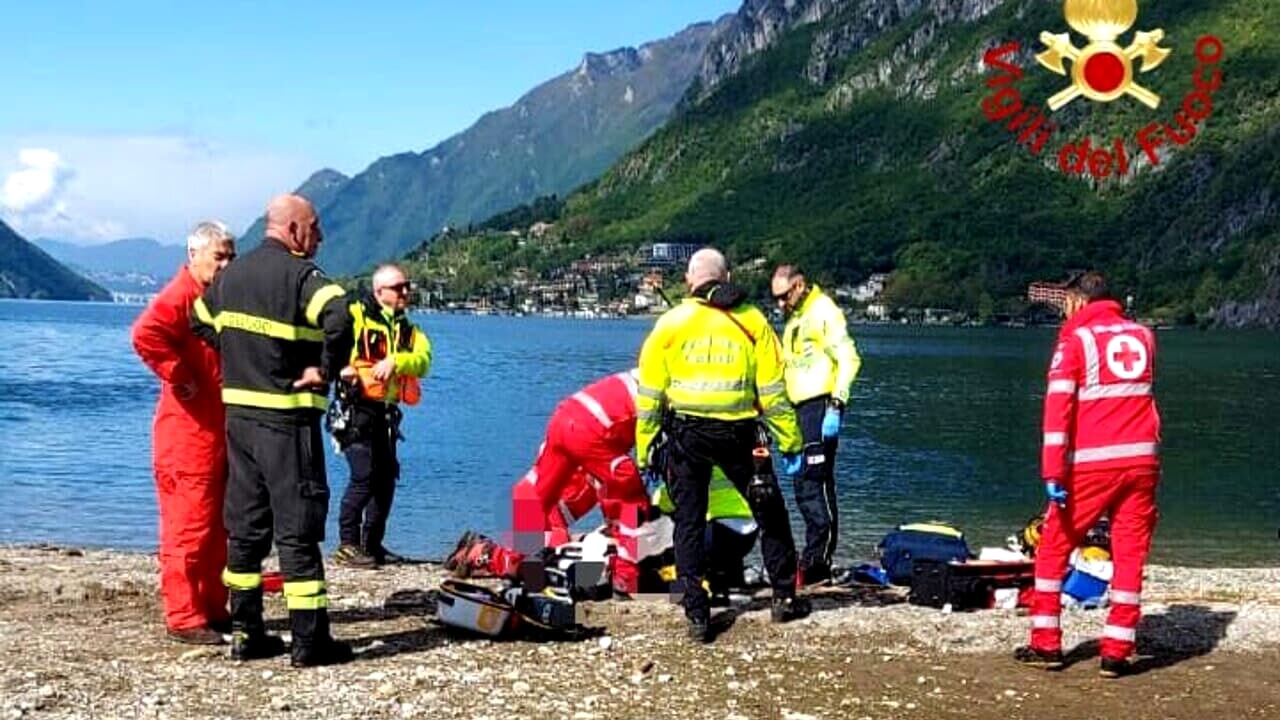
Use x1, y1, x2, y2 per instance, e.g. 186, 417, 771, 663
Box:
347, 297, 432, 405
635, 289, 800, 466
780, 285, 861, 405
652, 467, 754, 521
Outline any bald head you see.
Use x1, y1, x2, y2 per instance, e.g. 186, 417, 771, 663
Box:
265, 193, 322, 257
685, 248, 727, 290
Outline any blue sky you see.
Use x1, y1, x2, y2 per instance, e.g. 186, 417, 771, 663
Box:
0, 1, 738, 243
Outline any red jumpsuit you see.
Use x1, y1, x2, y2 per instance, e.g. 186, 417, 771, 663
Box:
131, 266, 229, 631
496, 371, 649, 593
1030, 300, 1161, 661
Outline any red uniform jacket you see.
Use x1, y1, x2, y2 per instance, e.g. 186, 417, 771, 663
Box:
1041, 300, 1161, 479
566, 371, 638, 452
131, 266, 226, 472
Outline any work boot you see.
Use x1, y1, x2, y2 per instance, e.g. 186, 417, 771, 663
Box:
167, 626, 225, 645
289, 608, 354, 668
370, 545, 409, 566
771, 596, 811, 623
1099, 656, 1132, 679
332, 543, 378, 569
228, 588, 286, 661
686, 611, 712, 644
1013, 645, 1065, 671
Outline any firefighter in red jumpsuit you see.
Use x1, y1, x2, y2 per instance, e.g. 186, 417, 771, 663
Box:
445, 370, 649, 595
131, 221, 237, 645
1016, 271, 1161, 678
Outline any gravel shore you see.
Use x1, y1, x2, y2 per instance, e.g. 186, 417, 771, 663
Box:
2, 545, 1278, 719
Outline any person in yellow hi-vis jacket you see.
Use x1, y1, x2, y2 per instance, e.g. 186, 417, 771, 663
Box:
636, 247, 810, 644
331, 264, 432, 570
771, 265, 862, 587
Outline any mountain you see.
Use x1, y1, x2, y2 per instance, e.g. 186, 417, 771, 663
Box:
287, 19, 729, 275
0, 220, 112, 301
415, 0, 1280, 327
237, 168, 351, 246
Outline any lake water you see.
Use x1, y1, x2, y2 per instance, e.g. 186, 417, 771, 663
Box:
1, 300, 1277, 566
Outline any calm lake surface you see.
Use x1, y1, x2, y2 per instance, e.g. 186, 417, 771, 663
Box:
1, 299, 1277, 566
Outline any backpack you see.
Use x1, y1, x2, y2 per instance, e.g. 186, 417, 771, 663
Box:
877, 523, 973, 586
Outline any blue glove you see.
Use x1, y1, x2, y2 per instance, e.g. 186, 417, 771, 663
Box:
821, 407, 841, 440
1044, 480, 1069, 508
641, 468, 662, 493
779, 453, 804, 477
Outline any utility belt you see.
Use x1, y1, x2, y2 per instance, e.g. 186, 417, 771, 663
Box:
326, 385, 404, 449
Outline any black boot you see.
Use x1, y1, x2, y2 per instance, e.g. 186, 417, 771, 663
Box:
771, 595, 811, 623
289, 608, 354, 668
229, 589, 286, 661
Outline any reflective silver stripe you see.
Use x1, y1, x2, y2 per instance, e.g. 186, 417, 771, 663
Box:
1078, 383, 1151, 401
1075, 327, 1100, 386
636, 409, 662, 422
762, 403, 792, 417
1110, 590, 1141, 605
616, 371, 638, 403
572, 391, 613, 429
557, 501, 576, 523
1035, 578, 1062, 592
1043, 432, 1067, 447
673, 399, 756, 415
1091, 323, 1143, 334
1103, 625, 1137, 642
609, 456, 628, 478
757, 381, 785, 397
1072, 442, 1158, 464
522, 469, 539, 486
1031, 615, 1060, 629
1047, 379, 1077, 395
637, 386, 663, 399
670, 378, 748, 393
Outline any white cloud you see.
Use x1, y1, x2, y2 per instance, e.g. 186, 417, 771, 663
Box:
0, 135, 315, 243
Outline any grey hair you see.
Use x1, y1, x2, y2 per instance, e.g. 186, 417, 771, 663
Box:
187, 220, 235, 253
686, 248, 728, 286
372, 264, 406, 290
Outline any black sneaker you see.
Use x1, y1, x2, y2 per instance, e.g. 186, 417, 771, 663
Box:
371, 546, 410, 566
771, 596, 811, 623
291, 638, 355, 668
686, 613, 712, 644
207, 618, 233, 635
332, 544, 378, 569
1013, 645, 1065, 670
1099, 656, 1132, 678
231, 632, 287, 661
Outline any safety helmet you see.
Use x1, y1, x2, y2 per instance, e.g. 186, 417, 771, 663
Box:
1021, 515, 1045, 555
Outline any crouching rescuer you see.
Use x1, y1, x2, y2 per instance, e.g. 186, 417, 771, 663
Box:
1016, 271, 1162, 679
636, 248, 810, 644
331, 264, 431, 568
192, 194, 355, 667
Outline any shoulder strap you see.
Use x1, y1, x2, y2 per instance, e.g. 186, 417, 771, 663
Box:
698, 301, 755, 346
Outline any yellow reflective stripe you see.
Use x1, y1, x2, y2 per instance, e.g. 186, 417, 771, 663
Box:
305, 284, 346, 326
222, 387, 328, 410
193, 297, 216, 326
900, 523, 964, 539
283, 580, 326, 597
285, 594, 330, 610
222, 569, 263, 590
217, 311, 324, 342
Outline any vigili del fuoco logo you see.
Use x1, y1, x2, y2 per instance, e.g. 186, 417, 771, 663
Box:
980, 0, 1224, 180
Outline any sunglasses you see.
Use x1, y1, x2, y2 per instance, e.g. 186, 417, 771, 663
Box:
380, 282, 413, 294
772, 283, 797, 302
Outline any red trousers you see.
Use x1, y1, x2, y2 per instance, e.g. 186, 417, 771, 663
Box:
1030, 468, 1159, 660
510, 404, 648, 593
155, 469, 229, 630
